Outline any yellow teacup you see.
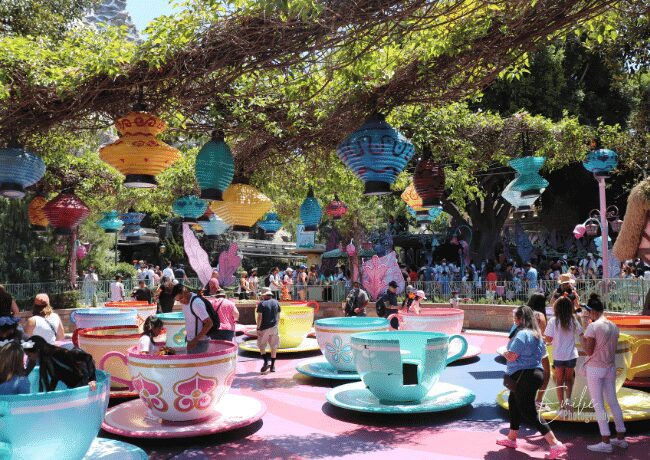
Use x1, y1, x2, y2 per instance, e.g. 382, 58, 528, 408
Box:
278, 304, 315, 348
607, 315, 650, 380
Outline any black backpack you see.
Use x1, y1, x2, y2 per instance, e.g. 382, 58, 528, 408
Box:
189, 295, 221, 339
375, 295, 387, 318
264, 275, 272, 287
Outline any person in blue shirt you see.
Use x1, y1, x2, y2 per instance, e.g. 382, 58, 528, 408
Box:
524, 262, 539, 292
497, 306, 565, 459
0, 341, 30, 395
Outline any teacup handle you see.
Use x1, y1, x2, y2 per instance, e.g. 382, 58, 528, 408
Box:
306, 301, 320, 314
0, 442, 11, 458
0, 401, 11, 457
446, 334, 468, 364
627, 338, 650, 380
69, 310, 77, 325
386, 314, 400, 330
99, 351, 133, 389
72, 328, 81, 347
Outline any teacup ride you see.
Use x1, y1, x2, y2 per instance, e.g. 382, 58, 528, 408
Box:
102, 341, 266, 438
0, 369, 147, 460
326, 331, 476, 414
296, 317, 390, 380
387, 308, 481, 360
496, 334, 650, 422
239, 301, 321, 354
157, 312, 187, 347
70, 307, 138, 331
607, 315, 650, 387
104, 301, 158, 331
73, 325, 143, 398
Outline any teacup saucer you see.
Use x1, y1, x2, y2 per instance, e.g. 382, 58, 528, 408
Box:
296, 360, 360, 380
109, 388, 139, 399
625, 376, 650, 388
239, 337, 321, 354
326, 381, 475, 414
448, 342, 481, 361
102, 394, 266, 438
496, 387, 650, 422
84, 438, 147, 459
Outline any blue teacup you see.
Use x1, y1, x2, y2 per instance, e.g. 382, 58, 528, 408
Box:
0, 369, 110, 460
351, 331, 467, 403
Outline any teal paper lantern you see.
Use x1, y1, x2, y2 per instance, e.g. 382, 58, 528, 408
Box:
583, 148, 618, 176
97, 211, 124, 233
300, 188, 321, 231
0, 147, 46, 198
195, 131, 235, 201
200, 214, 229, 238
120, 212, 145, 241
173, 195, 208, 223
509, 157, 548, 196
407, 205, 441, 223
502, 177, 540, 210
258, 212, 282, 234
336, 113, 415, 195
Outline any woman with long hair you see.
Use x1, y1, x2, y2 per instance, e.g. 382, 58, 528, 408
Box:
0, 341, 30, 395
155, 276, 176, 313
527, 292, 550, 409
23, 294, 64, 344
238, 271, 250, 300
545, 296, 582, 417
23, 336, 97, 392
497, 306, 565, 458
139, 316, 164, 355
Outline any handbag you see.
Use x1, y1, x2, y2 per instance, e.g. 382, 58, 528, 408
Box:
503, 370, 525, 392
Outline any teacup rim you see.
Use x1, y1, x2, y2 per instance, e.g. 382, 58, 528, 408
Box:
396, 308, 464, 317
0, 369, 109, 402
315, 317, 389, 328
127, 340, 237, 360
351, 330, 458, 342
104, 301, 157, 308
76, 324, 141, 339
156, 312, 186, 320
73, 308, 138, 315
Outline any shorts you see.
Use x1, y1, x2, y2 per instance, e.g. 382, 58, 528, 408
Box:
553, 358, 577, 369
211, 329, 235, 341
257, 326, 280, 352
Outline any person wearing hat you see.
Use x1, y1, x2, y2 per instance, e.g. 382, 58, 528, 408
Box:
172, 284, 213, 354
209, 290, 239, 342
409, 290, 426, 314
401, 285, 416, 311
376, 281, 400, 328
344, 281, 369, 317
281, 267, 293, 301
552, 273, 581, 312
582, 294, 628, 452
256, 288, 281, 373
0, 316, 27, 343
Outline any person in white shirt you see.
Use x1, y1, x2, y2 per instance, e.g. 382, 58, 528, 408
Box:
23, 293, 64, 344
173, 284, 213, 354
138, 316, 164, 355
269, 267, 282, 301
109, 275, 125, 302
82, 267, 99, 306
162, 261, 176, 283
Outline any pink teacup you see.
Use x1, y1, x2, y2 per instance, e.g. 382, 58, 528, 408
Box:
387, 308, 464, 335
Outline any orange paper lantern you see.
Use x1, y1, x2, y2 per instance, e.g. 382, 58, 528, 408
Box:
209, 183, 272, 231
401, 183, 429, 215
99, 111, 181, 188
28, 196, 49, 232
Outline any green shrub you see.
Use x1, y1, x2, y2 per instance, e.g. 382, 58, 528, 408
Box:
50, 291, 79, 310
97, 262, 137, 280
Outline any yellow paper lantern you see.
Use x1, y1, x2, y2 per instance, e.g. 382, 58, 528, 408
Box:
28, 196, 49, 231
99, 111, 181, 188
401, 183, 429, 214
210, 183, 272, 231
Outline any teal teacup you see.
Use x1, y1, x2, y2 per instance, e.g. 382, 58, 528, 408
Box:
351, 331, 467, 403
315, 317, 390, 372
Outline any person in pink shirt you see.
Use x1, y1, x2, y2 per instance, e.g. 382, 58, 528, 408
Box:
209, 290, 239, 341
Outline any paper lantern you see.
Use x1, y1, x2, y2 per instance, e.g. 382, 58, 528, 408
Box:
120, 211, 146, 240
99, 111, 181, 188
43, 193, 90, 235
173, 196, 208, 223
209, 183, 272, 231
97, 210, 124, 233
195, 131, 235, 200
508, 157, 548, 196
28, 196, 49, 232
413, 156, 445, 209
336, 113, 415, 195
200, 213, 230, 238
401, 183, 430, 216
583, 148, 618, 176
76, 243, 88, 260
325, 195, 348, 220
258, 212, 282, 234
501, 177, 540, 210
407, 205, 442, 223
300, 187, 322, 231
0, 147, 46, 198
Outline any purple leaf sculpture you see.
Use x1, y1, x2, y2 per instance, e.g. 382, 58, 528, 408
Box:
182, 223, 213, 287
381, 251, 404, 295
362, 255, 389, 300
218, 242, 241, 287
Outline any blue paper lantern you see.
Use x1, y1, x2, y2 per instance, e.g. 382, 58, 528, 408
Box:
583, 148, 618, 176
195, 131, 235, 201
502, 177, 540, 210
300, 188, 322, 231
97, 210, 124, 233
509, 156, 548, 196
199, 214, 230, 238
173, 195, 208, 223
258, 212, 282, 234
336, 113, 415, 195
120, 212, 146, 240
407, 205, 441, 223
0, 147, 46, 198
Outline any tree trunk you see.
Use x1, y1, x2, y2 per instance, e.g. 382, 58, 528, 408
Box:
69, 229, 78, 289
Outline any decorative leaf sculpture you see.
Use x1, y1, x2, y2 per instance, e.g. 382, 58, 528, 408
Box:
361, 255, 389, 301
218, 243, 241, 287
381, 251, 404, 295
182, 223, 213, 287
515, 222, 534, 263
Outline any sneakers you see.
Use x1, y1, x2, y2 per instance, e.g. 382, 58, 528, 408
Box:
545, 443, 566, 459
270, 364, 276, 372
260, 363, 270, 373
496, 438, 517, 449
587, 442, 613, 453
610, 438, 628, 448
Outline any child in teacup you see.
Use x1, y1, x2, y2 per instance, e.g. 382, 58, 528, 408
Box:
139, 316, 164, 355
0, 341, 30, 395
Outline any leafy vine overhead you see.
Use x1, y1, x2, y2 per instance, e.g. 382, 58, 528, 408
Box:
0, 0, 617, 167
